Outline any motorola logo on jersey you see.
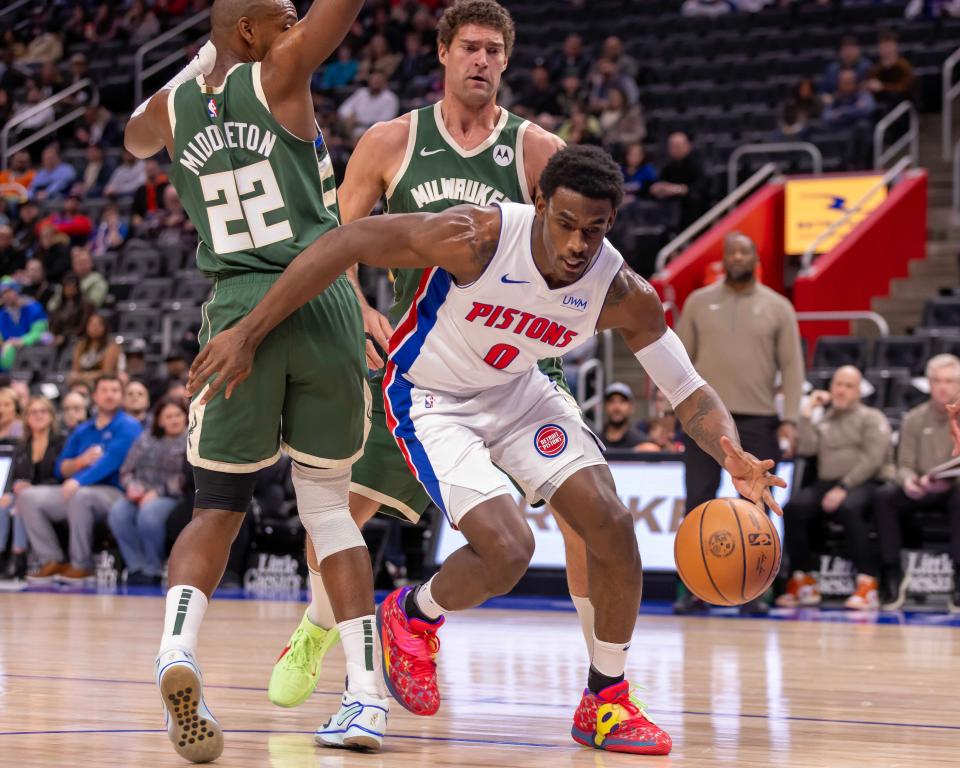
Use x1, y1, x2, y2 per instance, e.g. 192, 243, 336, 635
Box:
464, 302, 579, 349
493, 144, 515, 167
534, 424, 567, 458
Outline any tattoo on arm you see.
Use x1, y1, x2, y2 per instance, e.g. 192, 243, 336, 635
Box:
605, 268, 633, 307
676, 386, 740, 465
469, 236, 498, 270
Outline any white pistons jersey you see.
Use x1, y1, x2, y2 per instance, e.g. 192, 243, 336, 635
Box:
386, 202, 624, 395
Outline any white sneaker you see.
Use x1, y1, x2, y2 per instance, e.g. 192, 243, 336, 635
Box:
315, 690, 389, 751
156, 648, 224, 763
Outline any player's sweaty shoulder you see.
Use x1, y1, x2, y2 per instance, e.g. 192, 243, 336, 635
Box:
522, 122, 565, 181
354, 113, 413, 185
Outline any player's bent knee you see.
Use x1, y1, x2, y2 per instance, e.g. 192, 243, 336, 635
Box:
292, 462, 365, 563
193, 466, 257, 512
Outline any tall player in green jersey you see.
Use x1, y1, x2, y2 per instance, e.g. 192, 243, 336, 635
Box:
125, 0, 390, 760
269, 0, 597, 711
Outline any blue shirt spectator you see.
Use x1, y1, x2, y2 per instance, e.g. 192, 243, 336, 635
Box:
28, 145, 78, 202
819, 36, 872, 95
621, 143, 658, 201
823, 70, 876, 127
0, 277, 47, 370
316, 45, 359, 91
55, 408, 142, 489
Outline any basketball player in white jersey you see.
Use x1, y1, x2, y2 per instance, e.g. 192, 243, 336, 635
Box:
189, 145, 784, 755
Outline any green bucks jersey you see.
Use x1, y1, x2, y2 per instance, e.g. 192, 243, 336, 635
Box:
384, 102, 532, 324
168, 62, 340, 278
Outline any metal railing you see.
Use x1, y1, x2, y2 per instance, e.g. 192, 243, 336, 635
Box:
577, 358, 604, 433
727, 142, 822, 194
796, 311, 889, 337
0, 0, 32, 17
654, 163, 778, 274
953, 137, 960, 216
943, 47, 960, 161
874, 101, 919, 170
800, 156, 912, 271
1, 79, 94, 169
134, 8, 211, 107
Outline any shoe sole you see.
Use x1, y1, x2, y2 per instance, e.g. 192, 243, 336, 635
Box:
571, 726, 669, 755
375, 596, 438, 717
316, 728, 383, 752
159, 663, 224, 763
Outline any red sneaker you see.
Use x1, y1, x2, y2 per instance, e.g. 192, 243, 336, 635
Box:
572, 681, 672, 755
376, 586, 443, 716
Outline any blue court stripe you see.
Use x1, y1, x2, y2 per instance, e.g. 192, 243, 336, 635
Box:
390, 268, 452, 374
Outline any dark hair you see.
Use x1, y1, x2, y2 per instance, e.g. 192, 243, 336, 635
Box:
877, 28, 898, 43
151, 395, 188, 438
437, 0, 515, 57
93, 373, 122, 390
539, 145, 624, 209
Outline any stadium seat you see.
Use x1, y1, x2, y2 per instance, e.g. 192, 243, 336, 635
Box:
931, 335, 960, 358
13, 345, 58, 382
921, 297, 960, 329
872, 337, 931, 376
863, 367, 911, 409
811, 336, 869, 371
172, 280, 213, 305
887, 377, 930, 412
118, 309, 162, 339
129, 278, 175, 306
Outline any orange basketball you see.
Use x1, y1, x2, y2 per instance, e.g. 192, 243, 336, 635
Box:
674, 498, 781, 606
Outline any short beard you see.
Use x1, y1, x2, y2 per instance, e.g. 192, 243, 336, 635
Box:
725, 270, 754, 285
606, 416, 628, 429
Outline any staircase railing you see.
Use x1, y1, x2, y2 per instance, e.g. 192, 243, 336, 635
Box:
953, 138, 960, 216
726, 142, 822, 194
942, 47, 960, 161
795, 311, 889, 337
0, 79, 94, 169
874, 101, 918, 170
134, 8, 211, 108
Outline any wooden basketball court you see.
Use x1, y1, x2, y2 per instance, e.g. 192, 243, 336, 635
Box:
1, 592, 958, 767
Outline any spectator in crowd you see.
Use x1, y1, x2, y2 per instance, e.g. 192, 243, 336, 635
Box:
337, 71, 400, 141
778, 78, 823, 137
74, 105, 121, 149
873, 354, 960, 610
15, 202, 42, 256
0, 387, 25, 445
0, 151, 36, 203
19, 23, 63, 65
318, 45, 360, 91
37, 61, 64, 97
636, 388, 684, 452
557, 103, 603, 146
0, 396, 64, 580
682, 0, 732, 18
104, 151, 147, 199
124, 379, 152, 428
14, 83, 56, 139
32, 223, 71, 283
358, 33, 402, 82
519, 62, 562, 117
621, 142, 658, 202
91, 205, 129, 257
61, 391, 89, 433
149, 351, 189, 402
596, 35, 639, 82
588, 58, 639, 115
29, 145, 77, 202
21, 375, 142, 582
62, 52, 95, 110
550, 33, 592, 80
122, 0, 161, 47
122, 339, 150, 383
865, 29, 915, 110
0, 226, 26, 278
62, 6, 88, 47
394, 32, 432, 95
70, 247, 108, 308
677, 231, 804, 613
21, 258, 55, 309
599, 86, 645, 148
779, 366, 890, 611
0, 277, 47, 372
822, 68, 876, 127
132, 160, 169, 223
820, 35, 871, 95
651, 132, 707, 232
557, 72, 585, 117
602, 382, 648, 450
108, 396, 188, 586
85, 2, 120, 45
68, 312, 120, 388
0, 47, 27, 91
153, 185, 196, 249
48, 272, 93, 348
43, 195, 94, 247
76, 144, 113, 198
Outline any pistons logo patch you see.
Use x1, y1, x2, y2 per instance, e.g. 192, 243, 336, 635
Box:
534, 424, 567, 458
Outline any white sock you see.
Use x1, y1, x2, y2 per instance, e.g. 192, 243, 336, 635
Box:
413, 577, 447, 621
307, 567, 336, 629
592, 634, 630, 679
571, 595, 595, 661
159, 585, 208, 657
338, 615, 386, 698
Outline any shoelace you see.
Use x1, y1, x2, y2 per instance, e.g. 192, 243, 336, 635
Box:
404, 627, 440, 679
612, 686, 658, 727
284, 627, 321, 668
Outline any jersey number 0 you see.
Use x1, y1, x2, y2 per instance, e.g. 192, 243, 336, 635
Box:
200, 159, 293, 254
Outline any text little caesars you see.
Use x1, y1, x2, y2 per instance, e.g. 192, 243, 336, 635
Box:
410, 178, 511, 208
179, 123, 278, 176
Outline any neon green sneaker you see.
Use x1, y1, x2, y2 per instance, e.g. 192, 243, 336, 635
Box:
268, 611, 340, 708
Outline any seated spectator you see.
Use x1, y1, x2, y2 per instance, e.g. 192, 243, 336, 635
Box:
873, 354, 960, 610
600, 87, 646, 148
91, 205, 129, 257
62, 52, 95, 110
21, 258, 56, 309
681, 0, 731, 18
149, 352, 189, 403
32, 223, 71, 283
621, 143, 658, 202
820, 35, 871, 95
0, 225, 26, 278
12, 82, 55, 138
76, 144, 113, 199
73, 105, 121, 149
519, 63, 562, 118
132, 160, 169, 224
337, 72, 400, 141
0, 151, 36, 203
124, 379, 152, 428
358, 34, 402, 82
48, 272, 93, 347
108, 396, 188, 586
37, 61, 63, 97
153, 186, 197, 249
588, 58, 639, 115
28, 145, 77, 202
866, 29, 915, 111
121, 0, 161, 47
822, 69, 876, 127
0, 396, 64, 580
778, 78, 823, 137
0, 386, 24, 445
550, 33, 592, 81
394, 33, 432, 95
318, 45, 360, 91
602, 382, 648, 450
637, 388, 685, 450
779, 366, 890, 611
68, 312, 120, 388
61, 391, 89, 433
70, 247, 108, 308
634, 417, 684, 453
14, 201, 42, 255
0, 278, 47, 372
557, 104, 603, 146
19, 23, 63, 65
104, 151, 147, 199
122, 339, 151, 382
651, 132, 707, 233
85, 2, 120, 44
557, 73, 585, 117
0, 46, 27, 91
21, 375, 142, 582
42, 195, 94, 247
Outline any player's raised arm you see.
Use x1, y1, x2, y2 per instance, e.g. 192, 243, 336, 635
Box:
598, 265, 786, 513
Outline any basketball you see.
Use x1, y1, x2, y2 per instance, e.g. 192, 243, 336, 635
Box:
674, 498, 781, 606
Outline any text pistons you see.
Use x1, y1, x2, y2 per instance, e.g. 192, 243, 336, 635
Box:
464, 303, 578, 348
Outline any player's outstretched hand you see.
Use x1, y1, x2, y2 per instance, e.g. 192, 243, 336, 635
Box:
362, 305, 394, 369
948, 400, 960, 456
720, 435, 786, 516
187, 326, 255, 404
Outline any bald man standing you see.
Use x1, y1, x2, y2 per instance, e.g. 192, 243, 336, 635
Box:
779, 365, 891, 611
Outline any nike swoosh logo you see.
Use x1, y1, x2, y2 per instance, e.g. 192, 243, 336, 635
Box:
500, 275, 529, 284
420, 147, 445, 157
336, 703, 363, 726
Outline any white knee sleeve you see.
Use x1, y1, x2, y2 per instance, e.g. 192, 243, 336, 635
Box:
291, 462, 366, 563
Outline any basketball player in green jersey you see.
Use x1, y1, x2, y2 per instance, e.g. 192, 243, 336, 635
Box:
269, 0, 596, 709
124, 0, 390, 759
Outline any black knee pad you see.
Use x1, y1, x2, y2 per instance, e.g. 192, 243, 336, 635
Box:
193, 467, 258, 513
